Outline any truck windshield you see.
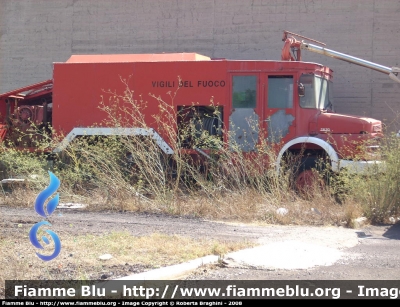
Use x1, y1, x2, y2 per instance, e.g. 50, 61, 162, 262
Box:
299, 74, 333, 110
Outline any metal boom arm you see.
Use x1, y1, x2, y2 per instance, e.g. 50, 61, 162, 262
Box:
281, 31, 400, 83
302, 42, 400, 83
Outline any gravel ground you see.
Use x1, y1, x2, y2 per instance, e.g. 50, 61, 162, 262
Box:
2, 205, 400, 283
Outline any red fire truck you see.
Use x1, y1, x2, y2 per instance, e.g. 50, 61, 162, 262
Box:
0, 31, 396, 187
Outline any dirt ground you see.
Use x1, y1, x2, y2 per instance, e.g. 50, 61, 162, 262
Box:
0, 204, 270, 293
0, 205, 360, 246
2, 205, 400, 299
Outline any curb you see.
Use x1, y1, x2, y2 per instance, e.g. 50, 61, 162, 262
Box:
88, 255, 219, 297
114, 255, 220, 280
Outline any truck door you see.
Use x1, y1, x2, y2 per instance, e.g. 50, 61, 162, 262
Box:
229, 74, 261, 152
263, 75, 296, 144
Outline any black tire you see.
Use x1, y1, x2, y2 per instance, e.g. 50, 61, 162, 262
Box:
283, 152, 330, 192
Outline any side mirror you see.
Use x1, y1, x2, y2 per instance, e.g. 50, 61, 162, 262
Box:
298, 83, 305, 97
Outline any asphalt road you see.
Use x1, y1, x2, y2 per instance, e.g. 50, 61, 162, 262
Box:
186, 223, 400, 280
2, 206, 400, 280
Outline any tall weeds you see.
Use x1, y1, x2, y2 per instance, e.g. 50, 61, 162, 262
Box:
1, 77, 399, 226
345, 132, 400, 223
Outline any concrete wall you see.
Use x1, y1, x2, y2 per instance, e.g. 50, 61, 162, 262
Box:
1, 0, 399, 131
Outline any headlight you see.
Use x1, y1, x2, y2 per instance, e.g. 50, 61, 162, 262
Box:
373, 124, 382, 132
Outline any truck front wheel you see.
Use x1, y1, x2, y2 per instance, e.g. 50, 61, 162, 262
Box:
291, 154, 328, 194
294, 168, 325, 192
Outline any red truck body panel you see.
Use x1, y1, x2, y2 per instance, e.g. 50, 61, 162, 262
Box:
52, 55, 330, 148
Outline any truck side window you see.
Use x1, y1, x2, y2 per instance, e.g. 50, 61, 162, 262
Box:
268, 76, 293, 108
232, 76, 257, 108
299, 74, 332, 110
299, 74, 315, 108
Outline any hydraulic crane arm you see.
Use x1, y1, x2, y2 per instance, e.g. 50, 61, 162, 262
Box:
281, 30, 400, 83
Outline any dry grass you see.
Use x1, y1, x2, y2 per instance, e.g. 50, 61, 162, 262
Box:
1, 185, 363, 227
67, 232, 250, 265
0, 230, 253, 296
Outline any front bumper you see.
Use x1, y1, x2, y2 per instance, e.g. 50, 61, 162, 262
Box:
336, 159, 385, 174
